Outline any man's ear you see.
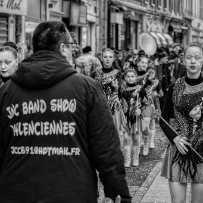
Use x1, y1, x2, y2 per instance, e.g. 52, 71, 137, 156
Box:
59, 43, 66, 57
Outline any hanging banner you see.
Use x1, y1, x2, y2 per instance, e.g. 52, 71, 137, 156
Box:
0, 0, 27, 16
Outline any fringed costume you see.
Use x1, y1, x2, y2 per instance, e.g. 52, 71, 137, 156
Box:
144, 77, 162, 150
136, 69, 157, 156
161, 75, 203, 182
95, 68, 128, 146
120, 82, 147, 166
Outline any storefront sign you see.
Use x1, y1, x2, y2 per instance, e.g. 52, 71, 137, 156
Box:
70, 2, 87, 26
111, 13, 123, 25
49, 11, 63, 22
147, 20, 163, 33
0, 0, 27, 16
79, 4, 87, 24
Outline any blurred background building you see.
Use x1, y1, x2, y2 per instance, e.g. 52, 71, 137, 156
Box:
0, 0, 203, 53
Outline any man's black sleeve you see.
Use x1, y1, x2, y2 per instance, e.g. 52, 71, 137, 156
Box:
87, 80, 131, 203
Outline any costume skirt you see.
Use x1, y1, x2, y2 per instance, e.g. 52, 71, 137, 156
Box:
161, 143, 203, 183
113, 109, 128, 132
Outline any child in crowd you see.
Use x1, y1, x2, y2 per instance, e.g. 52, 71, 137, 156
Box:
136, 56, 157, 156
120, 69, 148, 167
144, 68, 163, 149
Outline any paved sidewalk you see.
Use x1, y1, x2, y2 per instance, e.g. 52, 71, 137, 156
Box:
140, 170, 171, 202
132, 161, 191, 203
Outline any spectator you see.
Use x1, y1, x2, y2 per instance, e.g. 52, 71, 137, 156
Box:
116, 50, 125, 70
173, 50, 186, 80
0, 21, 131, 203
16, 42, 28, 62
75, 45, 102, 77
0, 42, 18, 88
26, 45, 33, 58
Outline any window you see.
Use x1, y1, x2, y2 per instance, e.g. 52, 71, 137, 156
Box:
174, 0, 178, 14
144, 0, 149, 4
169, 0, 174, 12
157, 0, 161, 8
178, 0, 182, 15
150, 0, 155, 6
200, 0, 203, 19
163, 0, 167, 9
185, 0, 193, 17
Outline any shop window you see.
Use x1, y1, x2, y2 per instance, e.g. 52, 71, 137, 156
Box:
0, 16, 8, 45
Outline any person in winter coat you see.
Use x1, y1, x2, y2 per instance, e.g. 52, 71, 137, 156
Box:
0, 21, 131, 203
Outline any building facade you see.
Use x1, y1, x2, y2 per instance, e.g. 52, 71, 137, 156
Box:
106, 0, 146, 50
0, 0, 27, 45
188, 0, 203, 43
2, 0, 203, 52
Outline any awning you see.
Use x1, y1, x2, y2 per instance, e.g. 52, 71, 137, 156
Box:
150, 32, 162, 47
162, 33, 173, 45
111, 0, 128, 11
111, 0, 146, 12
156, 33, 168, 46
172, 24, 182, 33
181, 26, 189, 30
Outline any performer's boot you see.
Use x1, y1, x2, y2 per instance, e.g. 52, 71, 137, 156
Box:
142, 135, 149, 156
149, 129, 155, 149
140, 134, 144, 147
119, 131, 124, 147
123, 146, 131, 167
132, 146, 140, 166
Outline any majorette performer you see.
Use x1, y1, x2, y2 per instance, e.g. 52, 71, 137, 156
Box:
144, 68, 163, 150
136, 55, 156, 156
94, 48, 128, 146
120, 68, 148, 167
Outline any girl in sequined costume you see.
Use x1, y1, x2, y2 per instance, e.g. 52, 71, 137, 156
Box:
160, 42, 203, 203
120, 69, 148, 167
136, 56, 157, 156
144, 69, 163, 150
95, 48, 128, 146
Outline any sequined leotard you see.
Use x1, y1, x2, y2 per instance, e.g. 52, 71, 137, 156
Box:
160, 75, 203, 182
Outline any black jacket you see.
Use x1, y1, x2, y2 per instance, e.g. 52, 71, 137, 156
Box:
0, 50, 131, 203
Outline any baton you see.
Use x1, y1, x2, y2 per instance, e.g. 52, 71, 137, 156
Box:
154, 111, 203, 161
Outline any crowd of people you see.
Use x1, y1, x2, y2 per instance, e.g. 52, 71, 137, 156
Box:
71, 40, 187, 168
0, 20, 203, 203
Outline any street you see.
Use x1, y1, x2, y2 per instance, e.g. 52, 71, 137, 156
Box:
98, 123, 169, 202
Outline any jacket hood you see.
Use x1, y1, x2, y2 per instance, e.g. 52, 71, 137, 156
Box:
12, 50, 77, 89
